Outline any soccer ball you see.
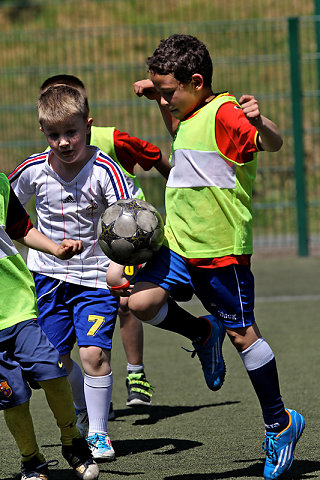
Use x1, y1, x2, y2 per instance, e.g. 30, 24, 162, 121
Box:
97, 198, 164, 265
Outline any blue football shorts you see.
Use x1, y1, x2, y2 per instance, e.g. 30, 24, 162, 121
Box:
34, 274, 120, 356
135, 245, 255, 329
0, 319, 67, 410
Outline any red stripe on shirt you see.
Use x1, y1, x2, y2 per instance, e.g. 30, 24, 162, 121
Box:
7, 154, 47, 179
96, 155, 126, 198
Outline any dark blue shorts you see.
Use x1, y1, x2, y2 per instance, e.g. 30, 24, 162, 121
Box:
0, 319, 67, 410
34, 274, 119, 356
135, 246, 255, 329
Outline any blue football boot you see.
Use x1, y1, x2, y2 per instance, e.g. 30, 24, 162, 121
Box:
263, 408, 305, 479
191, 314, 226, 391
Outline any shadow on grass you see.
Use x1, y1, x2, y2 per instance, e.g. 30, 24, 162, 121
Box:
8, 469, 143, 480
7, 458, 318, 480
112, 401, 240, 426
163, 458, 320, 479
112, 436, 203, 457
4, 470, 80, 480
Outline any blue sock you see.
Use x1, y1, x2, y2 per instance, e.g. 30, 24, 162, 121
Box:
144, 297, 211, 342
239, 338, 288, 432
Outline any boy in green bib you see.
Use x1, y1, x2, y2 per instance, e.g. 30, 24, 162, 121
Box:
109, 34, 304, 480
0, 173, 98, 480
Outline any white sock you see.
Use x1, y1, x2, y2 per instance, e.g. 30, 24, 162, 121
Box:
143, 302, 168, 326
84, 372, 113, 436
127, 363, 144, 373
68, 360, 86, 412
238, 338, 274, 371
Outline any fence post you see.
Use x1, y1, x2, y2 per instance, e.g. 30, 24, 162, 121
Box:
315, 1, 320, 113
288, 16, 309, 256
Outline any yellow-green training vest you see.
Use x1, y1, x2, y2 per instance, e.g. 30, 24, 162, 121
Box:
90, 126, 145, 200
0, 174, 38, 330
164, 93, 257, 258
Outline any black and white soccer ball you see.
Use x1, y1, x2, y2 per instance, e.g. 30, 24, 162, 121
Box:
98, 198, 164, 265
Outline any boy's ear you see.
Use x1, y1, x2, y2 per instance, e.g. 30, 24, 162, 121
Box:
191, 74, 204, 90
87, 117, 93, 133
39, 125, 44, 133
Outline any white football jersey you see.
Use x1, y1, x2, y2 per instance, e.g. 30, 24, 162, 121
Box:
9, 147, 131, 289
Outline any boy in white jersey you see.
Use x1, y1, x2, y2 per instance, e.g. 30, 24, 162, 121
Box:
37, 74, 171, 416
9, 84, 131, 460
0, 173, 99, 480
109, 34, 304, 479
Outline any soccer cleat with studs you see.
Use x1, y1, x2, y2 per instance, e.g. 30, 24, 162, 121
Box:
189, 314, 226, 391
86, 433, 115, 461
62, 437, 99, 480
21, 456, 58, 480
263, 408, 305, 479
126, 371, 154, 406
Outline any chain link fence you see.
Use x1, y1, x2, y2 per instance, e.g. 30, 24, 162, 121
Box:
1, 0, 319, 255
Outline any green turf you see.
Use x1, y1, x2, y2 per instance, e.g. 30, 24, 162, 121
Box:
1, 256, 319, 480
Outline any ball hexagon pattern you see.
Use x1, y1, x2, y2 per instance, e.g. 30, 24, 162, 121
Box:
97, 198, 164, 265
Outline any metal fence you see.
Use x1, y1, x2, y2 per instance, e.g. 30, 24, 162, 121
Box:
1, 0, 319, 255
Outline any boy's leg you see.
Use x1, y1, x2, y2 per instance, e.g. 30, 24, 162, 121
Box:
34, 274, 89, 436
39, 374, 99, 480
1, 322, 51, 479
119, 266, 145, 366
38, 376, 80, 445
128, 246, 219, 344
72, 285, 119, 461
128, 246, 226, 391
119, 299, 144, 365
80, 346, 115, 461
228, 324, 288, 429
129, 282, 226, 391
4, 400, 44, 463
230, 325, 305, 479
5, 319, 98, 480
118, 297, 154, 407
62, 354, 88, 436
129, 283, 211, 340
192, 263, 304, 480
62, 354, 86, 411
4, 403, 52, 480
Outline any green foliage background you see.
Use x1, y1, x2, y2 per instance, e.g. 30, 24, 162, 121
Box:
1, 0, 320, 252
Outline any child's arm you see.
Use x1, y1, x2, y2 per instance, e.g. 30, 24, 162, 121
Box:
17, 227, 83, 260
154, 155, 171, 179
7, 185, 83, 260
133, 79, 179, 138
113, 129, 172, 180
106, 261, 132, 296
238, 94, 283, 152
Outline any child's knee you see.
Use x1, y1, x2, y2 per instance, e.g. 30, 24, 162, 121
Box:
128, 284, 168, 321
79, 346, 111, 374
128, 294, 158, 321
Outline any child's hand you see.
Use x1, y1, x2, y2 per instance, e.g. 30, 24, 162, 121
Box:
238, 94, 262, 127
133, 79, 161, 101
108, 282, 134, 297
107, 261, 133, 297
55, 239, 83, 259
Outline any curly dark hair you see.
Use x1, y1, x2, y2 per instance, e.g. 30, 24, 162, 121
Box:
146, 34, 213, 88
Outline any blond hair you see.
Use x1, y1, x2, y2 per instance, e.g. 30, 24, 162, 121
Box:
38, 85, 89, 126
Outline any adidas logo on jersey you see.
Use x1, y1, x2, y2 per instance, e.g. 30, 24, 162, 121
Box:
63, 195, 76, 203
